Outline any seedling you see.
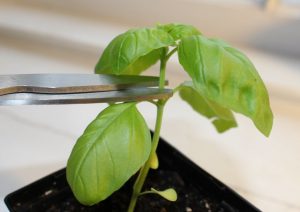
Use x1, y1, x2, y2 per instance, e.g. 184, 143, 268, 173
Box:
66, 23, 273, 212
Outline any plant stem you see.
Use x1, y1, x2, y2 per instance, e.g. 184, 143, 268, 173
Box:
127, 101, 165, 212
159, 48, 168, 90
127, 49, 170, 212
165, 47, 177, 61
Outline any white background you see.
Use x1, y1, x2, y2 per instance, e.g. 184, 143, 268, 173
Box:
0, 0, 300, 211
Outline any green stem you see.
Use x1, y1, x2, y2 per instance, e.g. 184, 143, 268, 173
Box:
138, 190, 156, 196
127, 48, 171, 212
159, 47, 177, 89
127, 101, 165, 212
165, 47, 177, 61
159, 49, 167, 90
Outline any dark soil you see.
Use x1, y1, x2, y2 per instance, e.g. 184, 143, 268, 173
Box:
9, 168, 236, 212
113, 169, 227, 212
6, 140, 256, 212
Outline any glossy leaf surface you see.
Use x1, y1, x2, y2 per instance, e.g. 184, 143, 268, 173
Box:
95, 28, 174, 75
178, 35, 273, 136
67, 103, 151, 205
179, 82, 237, 133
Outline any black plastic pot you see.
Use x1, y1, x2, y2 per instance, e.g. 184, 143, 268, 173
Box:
5, 135, 260, 212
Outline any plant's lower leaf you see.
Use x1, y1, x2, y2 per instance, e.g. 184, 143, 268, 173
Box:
150, 188, 177, 202
178, 81, 237, 133
66, 103, 151, 205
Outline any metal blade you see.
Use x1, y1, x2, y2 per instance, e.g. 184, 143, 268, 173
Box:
0, 88, 173, 105
0, 74, 164, 95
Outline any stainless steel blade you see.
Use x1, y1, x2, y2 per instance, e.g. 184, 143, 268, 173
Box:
0, 88, 172, 105
0, 74, 164, 95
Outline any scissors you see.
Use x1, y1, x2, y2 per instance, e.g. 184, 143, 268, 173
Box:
0, 74, 172, 105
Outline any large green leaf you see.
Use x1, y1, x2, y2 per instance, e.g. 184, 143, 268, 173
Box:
121, 48, 162, 75
95, 27, 175, 75
178, 82, 237, 133
178, 35, 273, 136
66, 103, 151, 205
157, 23, 201, 40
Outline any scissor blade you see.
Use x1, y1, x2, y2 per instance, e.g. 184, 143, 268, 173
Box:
0, 74, 164, 95
0, 88, 172, 105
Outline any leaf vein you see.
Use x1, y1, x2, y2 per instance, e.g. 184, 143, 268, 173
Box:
72, 104, 136, 188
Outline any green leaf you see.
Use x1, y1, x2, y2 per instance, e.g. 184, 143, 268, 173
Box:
150, 188, 177, 202
212, 118, 237, 133
178, 35, 273, 136
122, 48, 162, 75
95, 27, 175, 75
178, 81, 237, 133
157, 23, 201, 40
66, 103, 151, 205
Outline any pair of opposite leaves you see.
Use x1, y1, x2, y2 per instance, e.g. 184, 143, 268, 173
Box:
67, 24, 273, 205
96, 23, 272, 135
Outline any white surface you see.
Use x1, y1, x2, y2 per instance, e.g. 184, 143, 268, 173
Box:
0, 2, 300, 212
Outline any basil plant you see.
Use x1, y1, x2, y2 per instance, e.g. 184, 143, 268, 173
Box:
66, 23, 273, 212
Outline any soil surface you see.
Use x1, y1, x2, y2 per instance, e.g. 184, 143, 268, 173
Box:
112, 170, 232, 212
9, 168, 237, 212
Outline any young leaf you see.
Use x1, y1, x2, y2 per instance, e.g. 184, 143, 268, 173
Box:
178, 35, 273, 136
157, 23, 201, 40
95, 27, 175, 75
149, 151, 159, 169
66, 103, 151, 205
178, 81, 237, 133
150, 188, 177, 202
